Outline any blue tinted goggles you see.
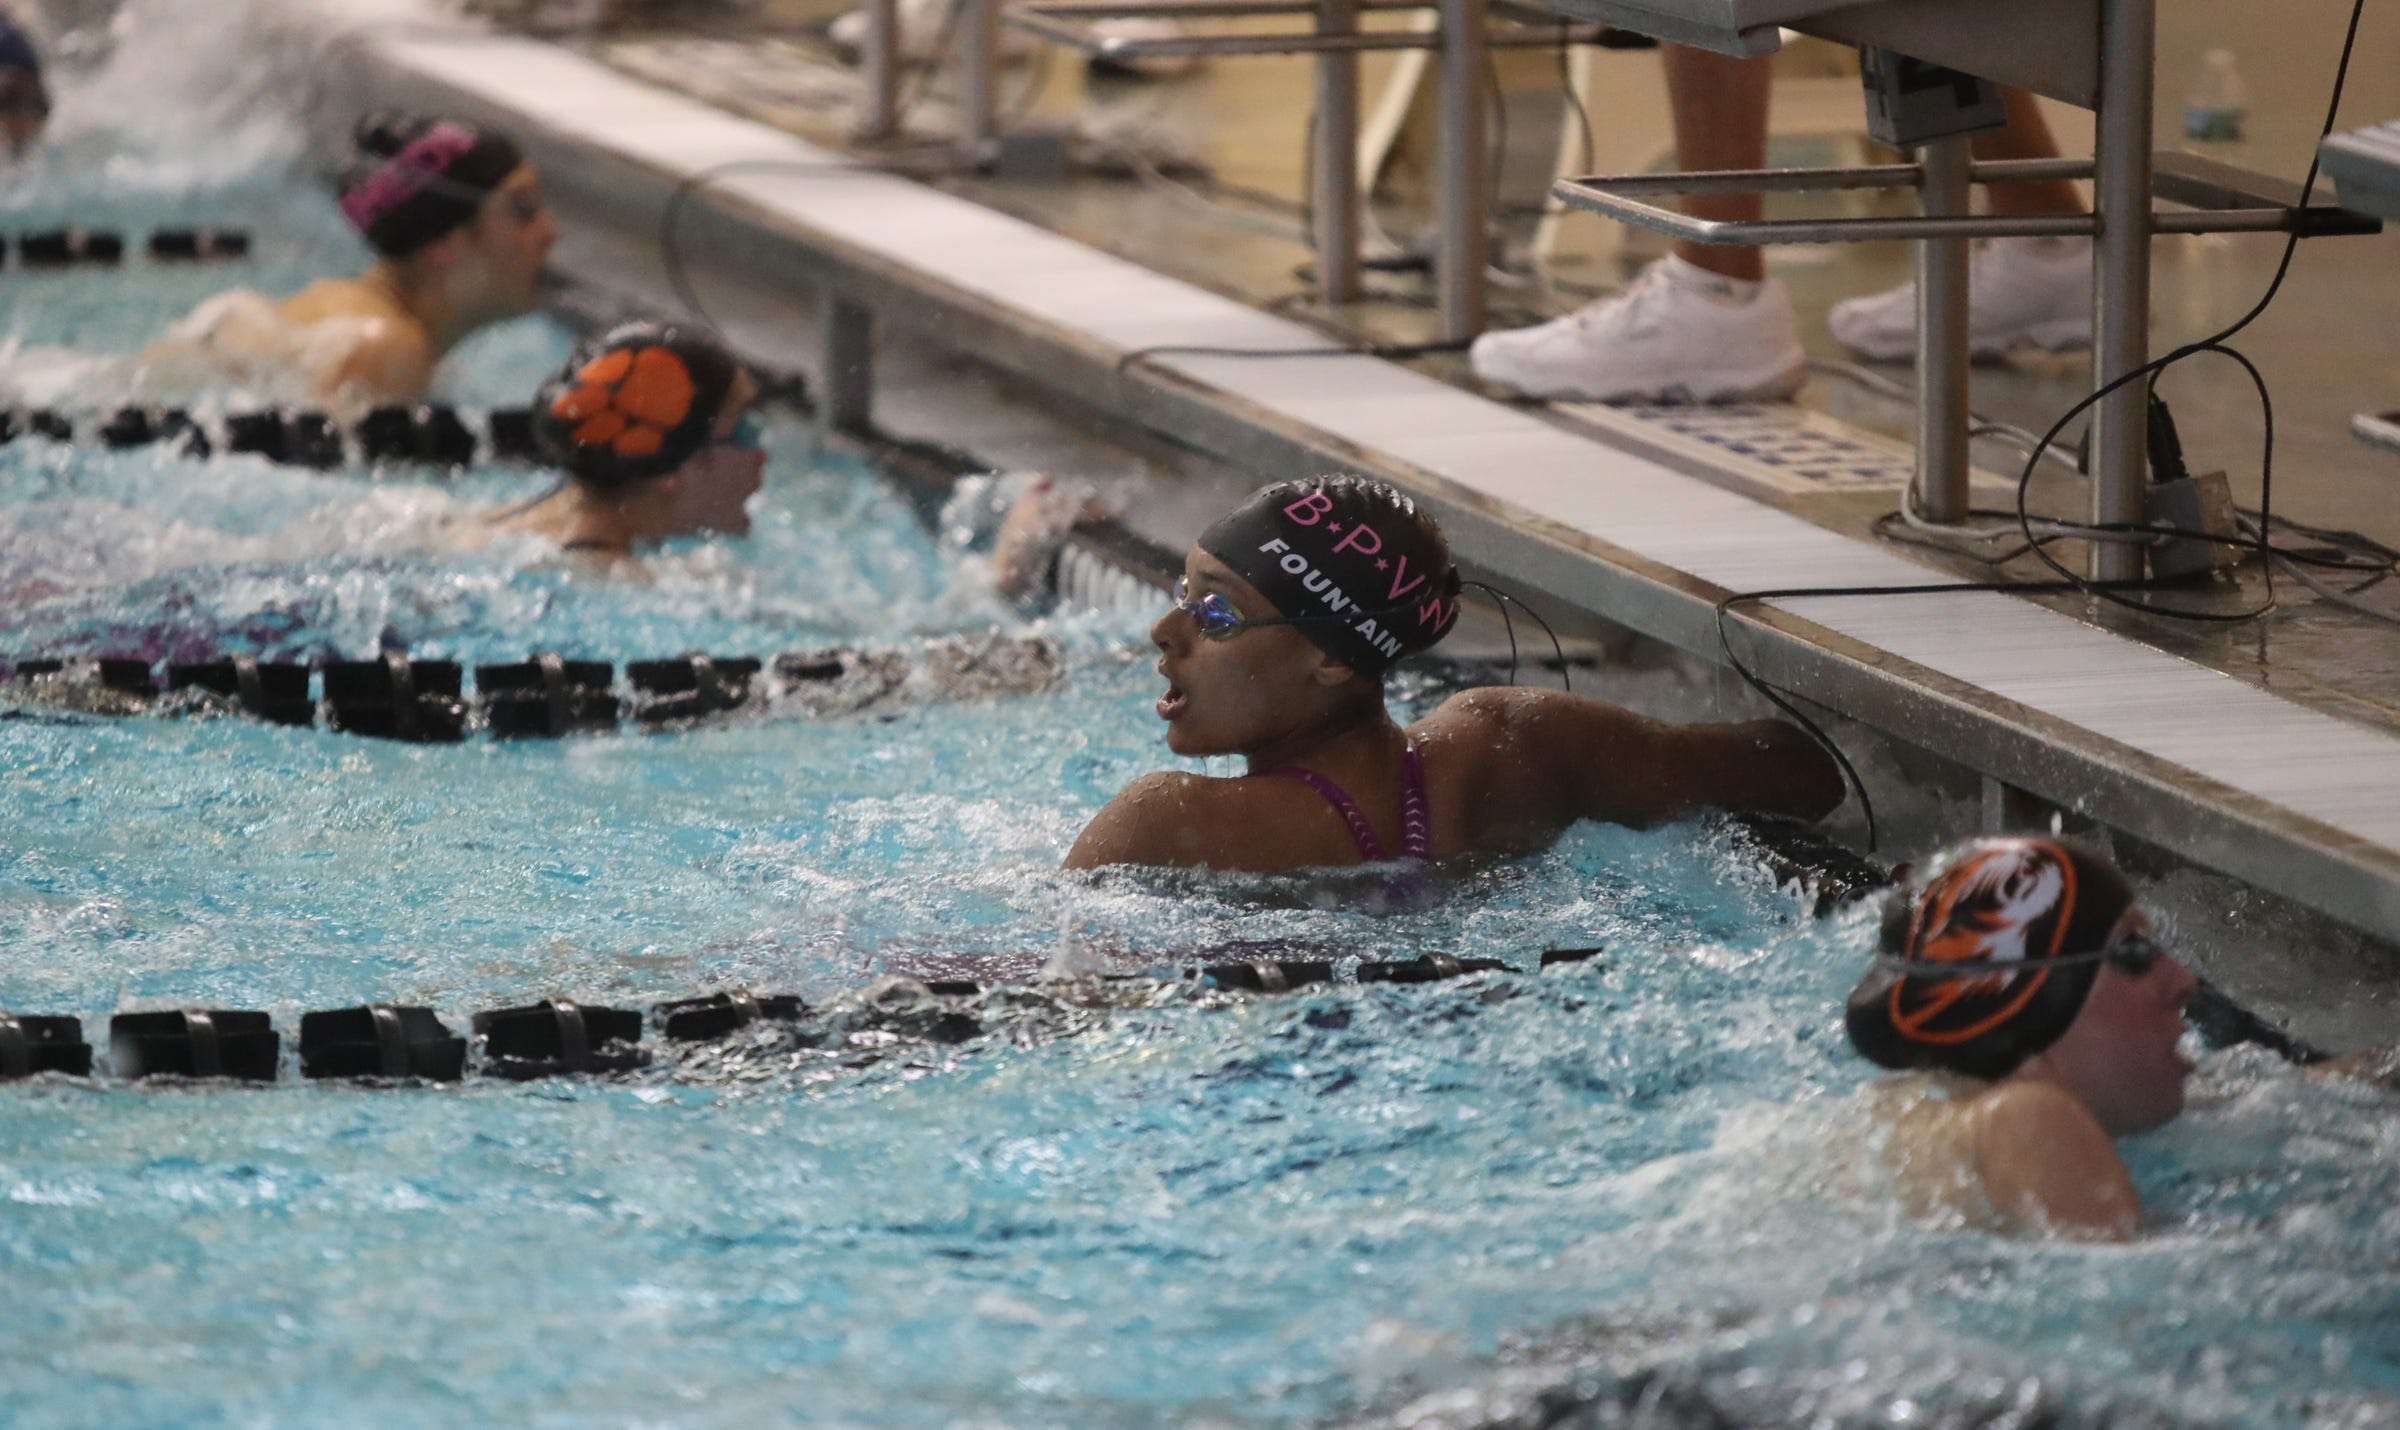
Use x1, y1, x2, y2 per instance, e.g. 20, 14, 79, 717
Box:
1173, 577, 1327, 642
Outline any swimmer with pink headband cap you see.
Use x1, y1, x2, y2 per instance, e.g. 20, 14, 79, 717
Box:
143, 112, 558, 410
0, 4, 48, 160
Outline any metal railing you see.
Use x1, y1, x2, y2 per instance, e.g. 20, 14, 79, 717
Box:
1538, 0, 2383, 576
994, 0, 1611, 339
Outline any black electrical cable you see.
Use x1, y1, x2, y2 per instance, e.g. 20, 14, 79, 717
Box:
657, 151, 958, 336
2017, 341, 2280, 623
1460, 579, 1570, 692
2005, 0, 2369, 622
1112, 335, 1471, 374
1713, 572, 2166, 851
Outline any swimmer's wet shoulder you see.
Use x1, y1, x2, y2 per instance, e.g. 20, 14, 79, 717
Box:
1868, 1072, 2138, 1239
1969, 1078, 2142, 1239
276, 278, 436, 402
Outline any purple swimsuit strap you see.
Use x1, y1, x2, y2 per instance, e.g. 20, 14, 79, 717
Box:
1268, 744, 1431, 864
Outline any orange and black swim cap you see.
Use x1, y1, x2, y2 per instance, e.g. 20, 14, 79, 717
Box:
533, 322, 740, 489
1844, 836, 2135, 1080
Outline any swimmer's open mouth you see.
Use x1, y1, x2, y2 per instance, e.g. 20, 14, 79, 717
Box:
1157, 683, 1187, 720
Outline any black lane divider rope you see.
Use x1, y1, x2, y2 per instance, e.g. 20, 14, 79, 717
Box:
0, 955, 1580, 1086
2, 638, 1066, 742
0, 817, 1896, 1087
0, 814, 2312, 1087
0, 939, 2323, 1088
5, 227, 252, 268
0, 402, 544, 471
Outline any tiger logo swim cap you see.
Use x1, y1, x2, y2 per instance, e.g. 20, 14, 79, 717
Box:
533, 323, 739, 488
1845, 836, 2133, 1080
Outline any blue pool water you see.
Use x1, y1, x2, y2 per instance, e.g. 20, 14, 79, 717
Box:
5, 9, 2400, 1426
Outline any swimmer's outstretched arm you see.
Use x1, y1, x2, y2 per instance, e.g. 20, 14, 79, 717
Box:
1427, 687, 1845, 842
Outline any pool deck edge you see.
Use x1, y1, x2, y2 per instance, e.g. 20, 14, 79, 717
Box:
293, 6, 2400, 948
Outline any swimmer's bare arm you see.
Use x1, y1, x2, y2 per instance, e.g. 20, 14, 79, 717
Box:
1973, 1082, 2142, 1240
990, 477, 1111, 602
1431, 688, 1845, 842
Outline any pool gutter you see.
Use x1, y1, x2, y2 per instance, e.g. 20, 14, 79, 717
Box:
283, 3, 2400, 953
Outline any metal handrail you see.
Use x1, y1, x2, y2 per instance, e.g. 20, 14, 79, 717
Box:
1549, 154, 2384, 245
1006, 3, 1606, 55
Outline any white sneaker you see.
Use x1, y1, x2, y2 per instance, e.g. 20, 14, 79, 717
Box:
1469, 255, 1807, 404
1828, 235, 2093, 362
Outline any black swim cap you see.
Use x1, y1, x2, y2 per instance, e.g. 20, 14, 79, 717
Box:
1845, 836, 2135, 1081
0, 7, 44, 130
338, 113, 523, 259
533, 322, 741, 489
0, 7, 40, 80
1196, 477, 1461, 675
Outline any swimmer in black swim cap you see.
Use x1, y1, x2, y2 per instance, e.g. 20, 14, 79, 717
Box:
0, 5, 47, 159
478, 322, 765, 565
1058, 475, 1844, 873
1843, 836, 2198, 1239
144, 112, 558, 410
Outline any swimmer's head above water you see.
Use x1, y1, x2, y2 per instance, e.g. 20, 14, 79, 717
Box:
338, 112, 557, 319
0, 7, 48, 159
508, 322, 765, 554
1156, 477, 1461, 756
1065, 473, 1837, 872
1846, 835, 2195, 1134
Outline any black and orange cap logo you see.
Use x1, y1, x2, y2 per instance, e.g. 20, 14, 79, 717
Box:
548, 345, 698, 461
1889, 838, 2078, 1047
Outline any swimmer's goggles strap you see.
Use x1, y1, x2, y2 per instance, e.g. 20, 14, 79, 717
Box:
1873, 931, 2167, 980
